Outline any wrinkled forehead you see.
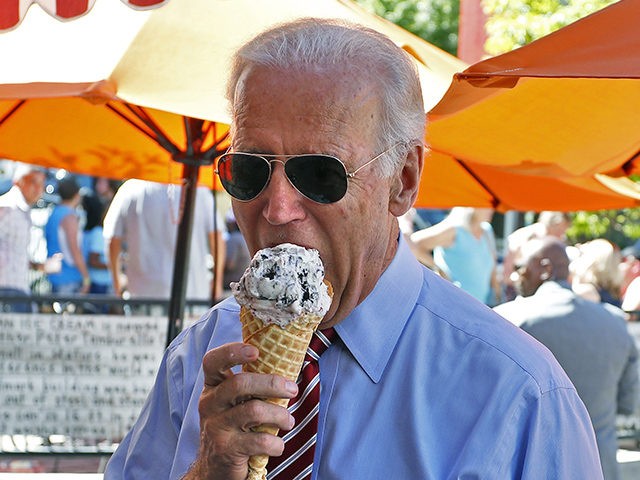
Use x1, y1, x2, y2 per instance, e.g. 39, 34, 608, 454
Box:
231, 64, 381, 148
236, 64, 379, 114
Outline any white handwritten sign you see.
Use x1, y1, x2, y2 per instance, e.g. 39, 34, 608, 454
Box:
0, 314, 168, 441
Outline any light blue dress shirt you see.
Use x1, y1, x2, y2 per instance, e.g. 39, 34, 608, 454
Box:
106, 238, 602, 479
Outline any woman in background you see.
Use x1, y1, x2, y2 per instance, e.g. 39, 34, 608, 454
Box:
571, 238, 623, 308
410, 207, 500, 305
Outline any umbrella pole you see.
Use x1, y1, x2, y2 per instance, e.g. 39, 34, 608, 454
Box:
167, 162, 199, 346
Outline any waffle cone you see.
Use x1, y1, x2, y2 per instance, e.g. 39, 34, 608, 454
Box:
241, 283, 332, 480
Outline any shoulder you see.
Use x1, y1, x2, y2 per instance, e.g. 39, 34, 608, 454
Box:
622, 277, 640, 311
165, 297, 242, 374
415, 272, 574, 395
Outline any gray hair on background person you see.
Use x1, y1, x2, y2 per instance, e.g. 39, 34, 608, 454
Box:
12, 162, 45, 183
226, 17, 425, 177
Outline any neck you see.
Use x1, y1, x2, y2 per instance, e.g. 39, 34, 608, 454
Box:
321, 222, 399, 329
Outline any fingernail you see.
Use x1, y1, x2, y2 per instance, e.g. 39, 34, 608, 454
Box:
242, 345, 257, 358
289, 413, 295, 428
285, 381, 298, 395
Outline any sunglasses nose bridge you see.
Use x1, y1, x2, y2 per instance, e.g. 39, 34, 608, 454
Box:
264, 157, 301, 199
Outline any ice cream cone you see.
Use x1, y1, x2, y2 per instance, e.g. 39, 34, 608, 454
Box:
232, 243, 333, 480
241, 303, 326, 480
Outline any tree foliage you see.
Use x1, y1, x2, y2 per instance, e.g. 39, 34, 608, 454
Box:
482, 0, 616, 55
354, 0, 460, 55
357, 0, 638, 246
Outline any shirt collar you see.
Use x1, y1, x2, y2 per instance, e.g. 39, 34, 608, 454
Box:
335, 235, 423, 383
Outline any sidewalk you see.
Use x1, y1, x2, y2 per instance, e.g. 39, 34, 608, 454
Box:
619, 449, 640, 479
0, 450, 639, 479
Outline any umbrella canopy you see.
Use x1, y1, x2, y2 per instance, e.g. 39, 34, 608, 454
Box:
0, 0, 464, 341
423, 0, 640, 212
0, 0, 465, 189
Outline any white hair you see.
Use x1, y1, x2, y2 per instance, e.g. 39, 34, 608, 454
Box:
226, 18, 425, 177
12, 162, 45, 183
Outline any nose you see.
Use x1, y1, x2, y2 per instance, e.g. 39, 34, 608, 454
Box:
262, 163, 307, 225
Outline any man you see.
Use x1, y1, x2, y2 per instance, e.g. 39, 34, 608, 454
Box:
103, 179, 226, 302
502, 211, 572, 300
106, 19, 601, 479
0, 163, 46, 311
495, 237, 639, 480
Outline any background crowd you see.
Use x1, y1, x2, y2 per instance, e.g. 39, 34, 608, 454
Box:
1, 160, 639, 319
0, 162, 249, 313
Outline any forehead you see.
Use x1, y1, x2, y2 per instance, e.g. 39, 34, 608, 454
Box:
23, 171, 45, 184
232, 65, 380, 154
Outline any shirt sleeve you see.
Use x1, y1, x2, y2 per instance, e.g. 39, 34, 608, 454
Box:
104, 349, 182, 479
503, 386, 604, 479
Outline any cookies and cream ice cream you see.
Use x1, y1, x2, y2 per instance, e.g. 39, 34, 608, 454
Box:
232, 242, 332, 327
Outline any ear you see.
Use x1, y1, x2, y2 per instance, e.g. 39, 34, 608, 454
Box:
539, 258, 554, 281
389, 142, 424, 217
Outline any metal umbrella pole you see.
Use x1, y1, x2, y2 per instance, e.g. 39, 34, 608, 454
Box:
166, 118, 227, 346
166, 161, 199, 346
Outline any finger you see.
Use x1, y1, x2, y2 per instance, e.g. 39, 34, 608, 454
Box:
200, 372, 298, 416
233, 399, 295, 433
199, 419, 286, 464
202, 343, 259, 387
237, 431, 286, 458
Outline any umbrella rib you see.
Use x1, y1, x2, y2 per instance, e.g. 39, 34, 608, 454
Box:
456, 160, 500, 209
106, 102, 181, 156
125, 104, 182, 156
201, 122, 229, 160
0, 100, 26, 126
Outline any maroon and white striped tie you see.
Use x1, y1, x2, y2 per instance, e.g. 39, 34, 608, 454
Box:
266, 328, 336, 480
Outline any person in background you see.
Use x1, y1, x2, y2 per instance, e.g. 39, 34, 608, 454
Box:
410, 207, 500, 304
92, 176, 120, 207
45, 175, 90, 295
621, 240, 640, 320
82, 193, 112, 295
0, 163, 47, 311
571, 238, 623, 308
103, 180, 227, 302
494, 237, 639, 480
107, 19, 601, 479
502, 211, 572, 301
222, 209, 250, 292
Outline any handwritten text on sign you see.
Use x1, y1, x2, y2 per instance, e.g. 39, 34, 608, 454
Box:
0, 314, 167, 441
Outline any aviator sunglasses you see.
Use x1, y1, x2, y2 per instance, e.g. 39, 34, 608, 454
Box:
215, 142, 402, 204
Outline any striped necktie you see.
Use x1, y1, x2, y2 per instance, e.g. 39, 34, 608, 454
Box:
266, 327, 336, 480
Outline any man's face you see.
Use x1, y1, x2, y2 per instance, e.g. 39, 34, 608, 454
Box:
230, 66, 399, 326
17, 171, 45, 206
547, 220, 569, 240
514, 253, 544, 297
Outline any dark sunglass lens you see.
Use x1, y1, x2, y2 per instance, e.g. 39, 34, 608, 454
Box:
217, 154, 270, 201
286, 155, 347, 204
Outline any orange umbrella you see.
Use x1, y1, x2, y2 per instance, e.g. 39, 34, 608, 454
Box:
0, 0, 464, 189
423, 0, 640, 212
